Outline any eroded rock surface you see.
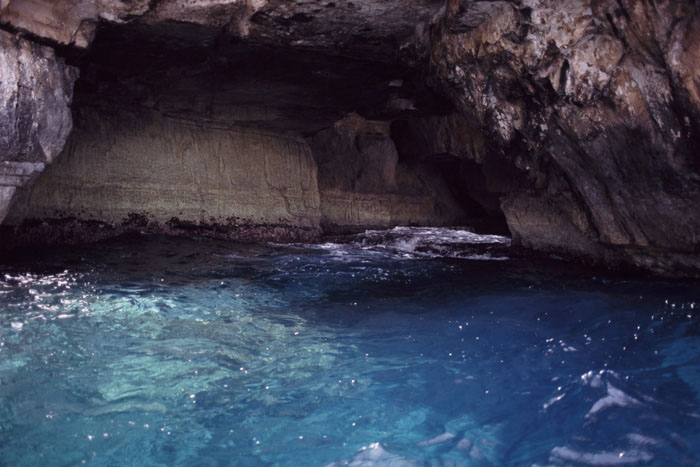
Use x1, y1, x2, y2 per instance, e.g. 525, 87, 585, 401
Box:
6, 106, 323, 243
424, 0, 700, 274
0, 0, 444, 58
0, 29, 77, 223
311, 113, 465, 232
1, 0, 699, 274
3, 26, 465, 244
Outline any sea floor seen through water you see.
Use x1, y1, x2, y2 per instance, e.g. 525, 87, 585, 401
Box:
0, 227, 699, 466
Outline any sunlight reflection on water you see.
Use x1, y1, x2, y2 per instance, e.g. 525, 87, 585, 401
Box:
0, 229, 698, 466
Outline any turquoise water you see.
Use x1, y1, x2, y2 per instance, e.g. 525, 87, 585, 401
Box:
0, 228, 698, 466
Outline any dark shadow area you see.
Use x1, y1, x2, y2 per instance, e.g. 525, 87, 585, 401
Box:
391, 118, 526, 236
65, 22, 451, 136
2, 20, 512, 247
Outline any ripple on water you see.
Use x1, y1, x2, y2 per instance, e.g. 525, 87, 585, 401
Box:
0, 230, 698, 466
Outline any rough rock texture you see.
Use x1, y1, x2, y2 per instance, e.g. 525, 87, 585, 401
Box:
6, 106, 322, 242
392, 112, 525, 234
1, 0, 699, 274
311, 113, 465, 232
0, 28, 78, 224
2, 18, 466, 243
0, 0, 444, 58
423, 0, 700, 274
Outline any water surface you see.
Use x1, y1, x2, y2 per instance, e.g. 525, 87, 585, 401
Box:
0, 228, 698, 466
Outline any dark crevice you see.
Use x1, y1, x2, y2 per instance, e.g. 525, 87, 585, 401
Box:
435, 158, 511, 235
390, 119, 513, 235
559, 59, 570, 96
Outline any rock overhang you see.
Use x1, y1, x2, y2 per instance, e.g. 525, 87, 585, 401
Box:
0, 0, 699, 277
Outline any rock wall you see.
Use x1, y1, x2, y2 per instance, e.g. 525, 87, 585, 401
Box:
422, 0, 700, 274
391, 112, 525, 234
0, 29, 77, 224
310, 114, 465, 232
1, 0, 699, 274
5, 104, 466, 244
6, 106, 323, 242
0, 15, 467, 245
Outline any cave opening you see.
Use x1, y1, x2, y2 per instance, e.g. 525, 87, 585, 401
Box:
4, 21, 511, 245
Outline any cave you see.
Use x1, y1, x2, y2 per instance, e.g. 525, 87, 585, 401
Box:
1, 0, 699, 271
2, 2, 700, 465
3, 10, 517, 249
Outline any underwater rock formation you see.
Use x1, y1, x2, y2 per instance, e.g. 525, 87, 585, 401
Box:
0, 0, 698, 274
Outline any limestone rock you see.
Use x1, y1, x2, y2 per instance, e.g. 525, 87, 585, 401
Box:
6, 106, 322, 243
424, 0, 700, 273
0, 0, 149, 48
1, 22, 466, 246
310, 114, 466, 232
0, 0, 443, 59
1, 0, 699, 274
0, 29, 77, 223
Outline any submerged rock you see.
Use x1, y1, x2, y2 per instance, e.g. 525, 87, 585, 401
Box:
417, 431, 456, 447
325, 442, 418, 467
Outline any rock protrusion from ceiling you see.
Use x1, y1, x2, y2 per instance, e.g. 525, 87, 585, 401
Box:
0, 29, 78, 224
424, 0, 700, 274
0, 0, 146, 48
0, 0, 443, 60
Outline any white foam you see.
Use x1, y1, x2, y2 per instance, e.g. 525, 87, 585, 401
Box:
543, 392, 566, 410
308, 227, 511, 261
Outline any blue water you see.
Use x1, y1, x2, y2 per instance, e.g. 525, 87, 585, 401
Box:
0, 228, 698, 466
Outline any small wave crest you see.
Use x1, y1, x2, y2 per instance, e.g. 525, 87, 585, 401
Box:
313, 227, 511, 261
